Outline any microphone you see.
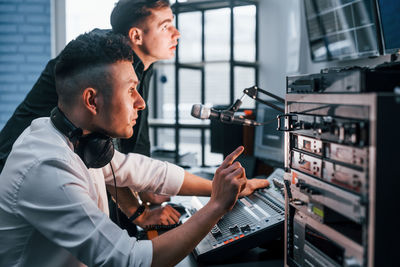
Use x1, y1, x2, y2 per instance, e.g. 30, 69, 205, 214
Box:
191, 104, 261, 126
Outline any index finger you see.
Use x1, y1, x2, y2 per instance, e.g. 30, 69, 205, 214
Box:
220, 146, 244, 168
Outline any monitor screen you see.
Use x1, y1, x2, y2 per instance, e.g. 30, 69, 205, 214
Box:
376, 0, 400, 54
304, 0, 379, 62
253, 101, 284, 167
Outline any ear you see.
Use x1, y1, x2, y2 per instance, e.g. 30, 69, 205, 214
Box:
82, 87, 98, 115
128, 27, 143, 46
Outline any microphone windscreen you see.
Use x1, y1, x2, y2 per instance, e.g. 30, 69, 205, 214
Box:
191, 104, 202, 118
191, 104, 211, 119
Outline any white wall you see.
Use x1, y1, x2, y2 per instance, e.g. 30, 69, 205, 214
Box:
258, 0, 301, 98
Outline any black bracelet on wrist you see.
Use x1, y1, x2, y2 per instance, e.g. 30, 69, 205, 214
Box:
129, 204, 146, 222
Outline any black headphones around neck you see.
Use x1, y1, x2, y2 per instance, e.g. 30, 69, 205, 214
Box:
50, 107, 114, 169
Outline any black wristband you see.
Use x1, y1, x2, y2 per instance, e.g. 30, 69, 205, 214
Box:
129, 204, 146, 222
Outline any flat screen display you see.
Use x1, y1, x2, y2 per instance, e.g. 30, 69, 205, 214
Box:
377, 0, 400, 54
304, 0, 379, 61
253, 101, 284, 167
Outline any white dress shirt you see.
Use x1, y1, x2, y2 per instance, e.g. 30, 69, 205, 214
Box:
0, 117, 184, 267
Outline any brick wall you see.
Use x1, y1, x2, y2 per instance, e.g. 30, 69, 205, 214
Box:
0, 0, 51, 130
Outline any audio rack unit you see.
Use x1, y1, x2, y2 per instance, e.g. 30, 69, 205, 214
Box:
282, 93, 400, 267
287, 66, 400, 94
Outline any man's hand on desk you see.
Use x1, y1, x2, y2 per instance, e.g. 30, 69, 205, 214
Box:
238, 178, 270, 198
134, 205, 182, 228
214, 146, 270, 198
106, 185, 180, 228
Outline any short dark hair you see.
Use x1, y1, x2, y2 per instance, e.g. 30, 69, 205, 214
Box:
55, 31, 133, 105
111, 0, 170, 36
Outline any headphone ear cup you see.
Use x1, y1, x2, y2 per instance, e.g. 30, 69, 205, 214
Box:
51, 107, 114, 168
76, 133, 114, 168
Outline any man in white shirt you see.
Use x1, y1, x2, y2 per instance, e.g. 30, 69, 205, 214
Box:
0, 0, 267, 231
0, 31, 266, 267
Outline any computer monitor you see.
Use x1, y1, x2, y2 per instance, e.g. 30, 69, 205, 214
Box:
304, 0, 380, 61
253, 101, 285, 167
376, 0, 400, 54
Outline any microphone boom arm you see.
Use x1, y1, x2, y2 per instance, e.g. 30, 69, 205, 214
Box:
243, 86, 285, 113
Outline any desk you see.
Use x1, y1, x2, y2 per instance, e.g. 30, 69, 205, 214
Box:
170, 196, 284, 267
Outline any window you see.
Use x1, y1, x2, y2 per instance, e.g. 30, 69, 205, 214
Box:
63, 0, 258, 167
151, 1, 258, 166
65, 0, 117, 43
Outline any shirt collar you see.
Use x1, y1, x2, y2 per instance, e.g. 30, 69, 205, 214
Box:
132, 51, 153, 82
133, 51, 145, 81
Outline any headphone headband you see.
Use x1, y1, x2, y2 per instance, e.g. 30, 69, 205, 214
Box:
50, 107, 82, 142
50, 107, 114, 168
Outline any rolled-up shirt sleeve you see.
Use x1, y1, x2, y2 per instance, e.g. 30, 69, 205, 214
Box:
103, 150, 185, 196
16, 158, 153, 267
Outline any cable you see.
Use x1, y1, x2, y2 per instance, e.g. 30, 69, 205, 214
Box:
109, 162, 121, 227
258, 117, 279, 126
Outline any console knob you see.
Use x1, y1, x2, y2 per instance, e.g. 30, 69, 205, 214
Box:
240, 224, 251, 233
229, 225, 240, 234
211, 228, 222, 237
